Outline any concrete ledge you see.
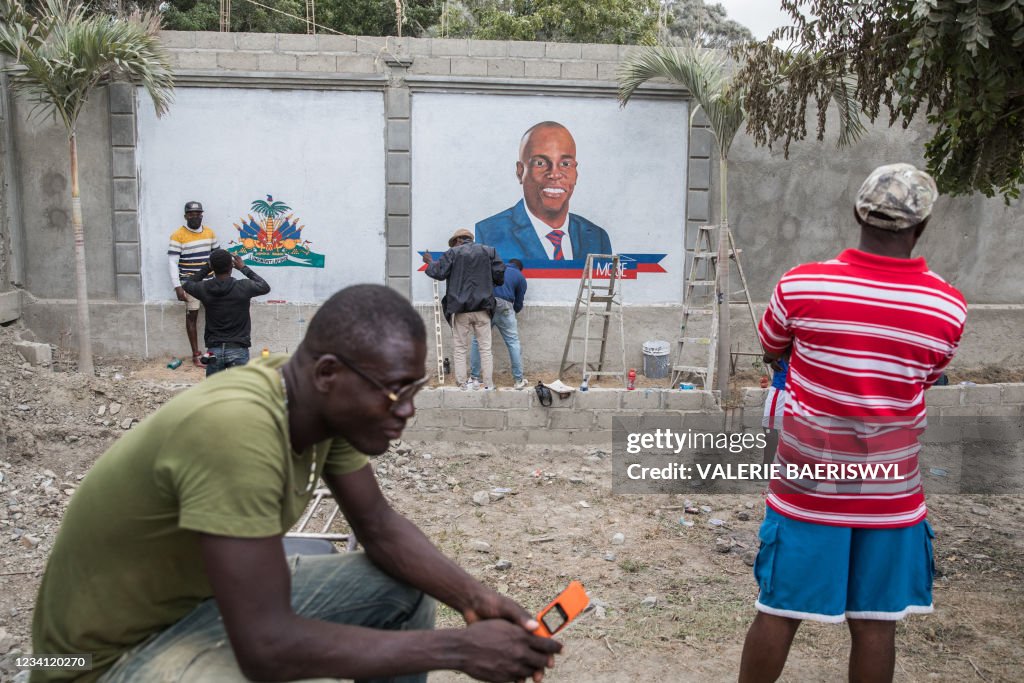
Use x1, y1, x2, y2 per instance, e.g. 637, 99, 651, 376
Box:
737, 384, 1024, 428
20, 300, 1024, 377
0, 290, 21, 323
1001, 383, 1024, 404
404, 387, 718, 443
13, 339, 51, 365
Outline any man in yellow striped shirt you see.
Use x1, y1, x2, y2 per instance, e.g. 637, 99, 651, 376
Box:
168, 201, 220, 366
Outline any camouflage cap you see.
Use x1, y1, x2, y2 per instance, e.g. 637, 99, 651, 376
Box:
855, 163, 937, 231
184, 201, 204, 213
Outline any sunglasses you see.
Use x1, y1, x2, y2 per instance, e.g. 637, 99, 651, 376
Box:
332, 352, 429, 413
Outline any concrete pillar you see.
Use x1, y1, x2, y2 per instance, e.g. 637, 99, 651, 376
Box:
109, 82, 142, 302
686, 105, 714, 254
0, 56, 25, 295
384, 57, 413, 299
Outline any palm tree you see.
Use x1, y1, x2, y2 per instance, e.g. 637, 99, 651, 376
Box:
250, 195, 292, 219
618, 45, 745, 399
0, 0, 174, 375
618, 44, 863, 400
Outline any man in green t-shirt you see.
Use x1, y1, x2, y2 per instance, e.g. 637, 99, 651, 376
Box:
31, 284, 561, 683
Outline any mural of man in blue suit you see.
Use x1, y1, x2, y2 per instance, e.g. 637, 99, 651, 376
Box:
475, 121, 612, 262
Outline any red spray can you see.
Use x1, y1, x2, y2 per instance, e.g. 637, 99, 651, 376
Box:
627, 368, 636, 390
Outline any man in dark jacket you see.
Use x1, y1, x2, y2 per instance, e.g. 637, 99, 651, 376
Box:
423, 229, 505, 390
182, 249, 271, 376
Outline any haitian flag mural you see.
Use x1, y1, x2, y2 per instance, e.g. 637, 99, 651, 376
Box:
228, 195, 325, 269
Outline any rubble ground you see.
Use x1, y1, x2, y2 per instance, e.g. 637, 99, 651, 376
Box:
1, 324, 1022, 682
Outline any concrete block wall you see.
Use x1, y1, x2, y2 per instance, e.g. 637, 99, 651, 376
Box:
157, 31, 644, 83
4, 31, 1022, 370
403, 387, 718, 444
403, 383, 1024, 445
737, 384, 1024, 430
155, 31, 686, 300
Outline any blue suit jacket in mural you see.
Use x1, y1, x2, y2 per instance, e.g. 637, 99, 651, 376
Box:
475, 199, 612, 262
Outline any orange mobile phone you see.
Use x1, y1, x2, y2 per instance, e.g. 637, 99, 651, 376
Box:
533, 580, 590, 638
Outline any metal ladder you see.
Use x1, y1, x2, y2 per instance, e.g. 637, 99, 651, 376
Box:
558, 254, 626, 385
432, 279, 445, 383
670, 225, 759, 390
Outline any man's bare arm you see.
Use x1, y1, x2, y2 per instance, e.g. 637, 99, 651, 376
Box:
199, 532, 558, 682
326, 465, 562, 680
762, 347, 792, 373
327, 467, 543, 625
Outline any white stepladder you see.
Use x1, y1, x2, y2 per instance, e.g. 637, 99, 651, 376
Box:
558, 254, 626, 386
670, 224, 759, 390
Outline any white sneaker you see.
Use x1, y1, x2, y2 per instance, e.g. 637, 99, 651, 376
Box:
513, 378, 529, 390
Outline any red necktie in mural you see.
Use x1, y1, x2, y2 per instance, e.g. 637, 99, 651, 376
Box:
545, 229, 565, 260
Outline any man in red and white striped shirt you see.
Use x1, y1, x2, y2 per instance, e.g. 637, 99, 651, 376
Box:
739, 164, 966, 683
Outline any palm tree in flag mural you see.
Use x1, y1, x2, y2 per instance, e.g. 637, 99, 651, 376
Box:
617, 43, 864, 400
250, 195, 292, 250
0, 0, 174, 375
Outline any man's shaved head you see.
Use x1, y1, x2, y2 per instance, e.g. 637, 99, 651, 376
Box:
518, 121, 573, 162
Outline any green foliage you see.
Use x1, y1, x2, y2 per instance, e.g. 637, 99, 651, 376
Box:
157, 0, 441, 36
162, 0, 302, 33
0, 0, 175, 132
662, 0, 754, 48
619, 45, 744, 160
62, 0, 655, 44
735, 0, 1024, 200
431, 0, 660, 44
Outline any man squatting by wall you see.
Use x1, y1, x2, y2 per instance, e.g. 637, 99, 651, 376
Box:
31, 285, 561, 683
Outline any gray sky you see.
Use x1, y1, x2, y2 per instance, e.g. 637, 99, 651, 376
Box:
712, 1, 791, 41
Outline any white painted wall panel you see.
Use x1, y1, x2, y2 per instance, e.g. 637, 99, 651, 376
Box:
137, 87, 386, 304
411, 93, 688, 304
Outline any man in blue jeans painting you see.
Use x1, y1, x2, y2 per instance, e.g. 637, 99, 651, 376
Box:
31, 285, 561, 683
471, 258, 529, 389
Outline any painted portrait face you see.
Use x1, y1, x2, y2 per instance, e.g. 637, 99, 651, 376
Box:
517, 125, 578, 226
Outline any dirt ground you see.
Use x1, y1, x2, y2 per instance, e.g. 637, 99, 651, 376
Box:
1, 323, 1022, 682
